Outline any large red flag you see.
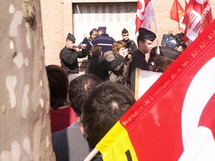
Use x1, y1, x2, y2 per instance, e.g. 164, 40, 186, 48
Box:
84, 19, 215, 161
183, 0, 213, 43
170, 0, 186, 31
135, 0, 155, 35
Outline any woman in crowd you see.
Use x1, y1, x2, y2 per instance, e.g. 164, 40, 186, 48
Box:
104, 40, 131, 84
46, 65, 76, 134
82, 28, 98, 59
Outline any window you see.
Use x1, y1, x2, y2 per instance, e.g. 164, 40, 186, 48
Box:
73, 2, 137, 43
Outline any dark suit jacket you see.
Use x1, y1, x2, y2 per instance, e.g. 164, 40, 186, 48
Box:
127, 50, 149, 92
59, 46, 87, 74
87, 55, 125, 81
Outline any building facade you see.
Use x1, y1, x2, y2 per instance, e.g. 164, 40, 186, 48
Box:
41, 0, 215, 73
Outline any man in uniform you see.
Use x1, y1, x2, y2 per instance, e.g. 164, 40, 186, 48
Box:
121, 28, 137, 54
92, 26, 115, 56
127, 28, 156, 92
60, 33, 87, 81
59, 33, 87, 81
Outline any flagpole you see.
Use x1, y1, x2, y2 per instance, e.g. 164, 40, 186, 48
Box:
151, 0, 160, 54
83, 148, 99, 161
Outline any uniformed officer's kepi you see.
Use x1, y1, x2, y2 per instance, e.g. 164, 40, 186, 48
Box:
67, 33, 76, 42
98, 26, 107, 32
138, 28, 156, 41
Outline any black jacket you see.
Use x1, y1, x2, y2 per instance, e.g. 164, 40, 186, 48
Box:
59, 46, 87, 74
92, 33, 115, 55
122, 39, 137, 53
127, 50, 149, 92
87, 55, 125, 81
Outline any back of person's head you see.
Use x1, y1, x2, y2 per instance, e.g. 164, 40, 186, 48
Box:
46, 65, 68, 109
91, 44, 102, 57
122, 28, 128, 34
69, 74, 103, 117
153, 55, 174, 72
81, 81, 136, 151
98, 26, 107, 35
148, 46, 181, 72
112, 40, 126, 53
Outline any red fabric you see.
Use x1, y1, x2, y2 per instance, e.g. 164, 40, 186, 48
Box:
170, 0, 183, 22
135, 0, 154, 34
118, 19, 215, 160
170, 0, 185, 31
183, 0, 213, 42
198, 93, 215, 139
50, 106, 76, 134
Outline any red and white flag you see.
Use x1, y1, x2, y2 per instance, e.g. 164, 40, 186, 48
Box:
183, 0, 213, 43
170, 0, 186, 31
84, 19, 215, 161
135, 0, 155, 35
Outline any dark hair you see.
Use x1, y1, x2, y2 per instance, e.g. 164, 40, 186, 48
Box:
90, 28, 97, 36
81, 81, 136, 150
66, 39, 75, 43
46, 65, 68, 109
122, 28, 128, 34
137, 36, 146, 44
153, 55, 174, 72
69, 74, 103, 117
91, 44, 102, 57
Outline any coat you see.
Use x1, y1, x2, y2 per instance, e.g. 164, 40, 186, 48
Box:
104, 51, 127, 84
59, 46, 87, 74
87, 55, 125, 81
127, 50, 149, 92
92, 33, 115, 55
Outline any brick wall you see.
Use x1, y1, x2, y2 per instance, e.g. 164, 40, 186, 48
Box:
41, 0, 215, 73
41, 0, 65, 66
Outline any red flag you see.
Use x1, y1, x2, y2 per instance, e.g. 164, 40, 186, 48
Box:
135, 0, 155, 35
183, 0, 213, 43
170, 0, 186, 31
89, 19, 215, 161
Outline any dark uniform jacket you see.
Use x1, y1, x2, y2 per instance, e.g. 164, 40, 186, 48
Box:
87, 55, 125, 81
59, 46, 87, 74
127, 50, 149, 92
122, 39, 137, 53
92, 33, 115, 55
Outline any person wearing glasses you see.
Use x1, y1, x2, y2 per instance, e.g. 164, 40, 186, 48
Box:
121, 28, 137, 54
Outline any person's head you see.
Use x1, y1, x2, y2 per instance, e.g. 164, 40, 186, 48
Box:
91, 44, 102, 57
137, 28, 156, 54
148, 46, 180, 72
66, 33, 76, 49
89, 28, 98, 40
69, 74, 103, 117
112, 40, 126, 55
149, 55, 174, 72
46, 65, 68, 109
122, 28, 129, 41
81, 81, 136, 151
97, 26, 107, 36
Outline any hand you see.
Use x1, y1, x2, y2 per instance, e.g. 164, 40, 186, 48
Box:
119, 49, 129, 58
82, 44, 87, 49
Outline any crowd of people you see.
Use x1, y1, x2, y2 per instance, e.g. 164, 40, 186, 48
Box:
48, 26, 183, 160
